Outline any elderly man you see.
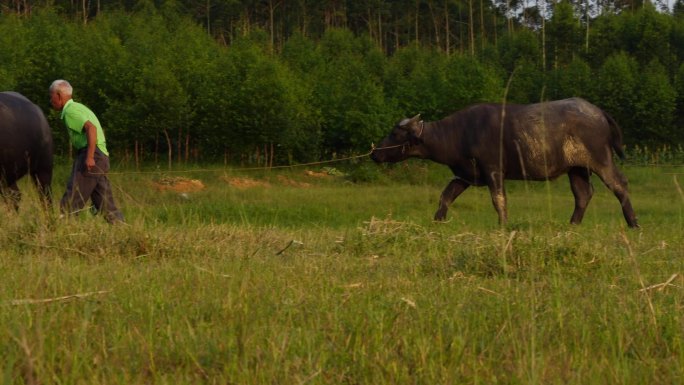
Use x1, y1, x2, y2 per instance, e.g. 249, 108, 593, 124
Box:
49, 80, 124, 224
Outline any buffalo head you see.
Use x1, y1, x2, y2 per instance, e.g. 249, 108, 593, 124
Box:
370, 114, 424, 163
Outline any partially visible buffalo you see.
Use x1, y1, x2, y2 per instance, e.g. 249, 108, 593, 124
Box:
0, 92, 53, 209
371, 98, 638, 227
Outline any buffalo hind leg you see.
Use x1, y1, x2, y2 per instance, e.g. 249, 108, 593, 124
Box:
434, 178, 470, 221
568, 167, 594, 225
595, 164, 639, 228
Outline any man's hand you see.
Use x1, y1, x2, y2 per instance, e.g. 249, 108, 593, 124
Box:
83, 121, 98, 172
85, 155, 96, 171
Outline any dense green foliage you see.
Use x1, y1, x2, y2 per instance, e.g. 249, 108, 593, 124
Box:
1, 1, 684, 164
1, 163, 683, 383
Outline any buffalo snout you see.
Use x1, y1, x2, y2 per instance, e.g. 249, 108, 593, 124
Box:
370, 138, 399, 163
370, 148, 383, 163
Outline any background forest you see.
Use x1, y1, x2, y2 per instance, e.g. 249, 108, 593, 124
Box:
1, 0, 684, 166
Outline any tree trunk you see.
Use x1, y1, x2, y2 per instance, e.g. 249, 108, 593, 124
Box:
300, 0, 308, 36
378, 11, 383, 53
177, 128, 182, 165
444, 0, 450, 55
493, 14, 497, 47
541, 0, 546, 70
82, 0, 88, 24
415, 0, 419, 45
395, 16, 400, 52
480, 0, 485, 51
427, 1, 440, 50
163, 129, 172, 170
458, 7, 464, 54
585, 0, 590, 53
469, 0, 475, 55
367, 7, 374, 43
268, 0, 279, 53
134, 140, 139, 170
507, 0, 513, 35
241, 7, 250, 36
270, 142, 274, 168
185, 133, 190, 163
206, 0, 211, 35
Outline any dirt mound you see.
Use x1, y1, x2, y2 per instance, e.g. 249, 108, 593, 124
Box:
221, 176, 311, 189
153, 177, 205, 193
221, 177, 271, 189
304, 170, 329, 178
304, 167, 345, 177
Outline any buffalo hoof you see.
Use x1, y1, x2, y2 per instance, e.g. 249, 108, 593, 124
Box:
433, 210, 448, 221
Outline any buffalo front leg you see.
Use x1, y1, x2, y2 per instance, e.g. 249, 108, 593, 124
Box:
434, 178, 470, 221
0, 182, 21, 211
31, 170, 53, 209
485, 171, 508, 226
568, 167, 594, 225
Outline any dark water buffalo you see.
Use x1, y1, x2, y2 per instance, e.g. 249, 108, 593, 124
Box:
371, 98, 638, 227
0, 92, 53, 209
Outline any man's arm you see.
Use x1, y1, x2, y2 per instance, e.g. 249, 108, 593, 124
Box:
83, 120, 98, 171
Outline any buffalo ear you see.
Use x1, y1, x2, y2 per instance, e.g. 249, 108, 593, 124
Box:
408, 114, 423, 138
399, 114, 417, 127
400, 114, 421, 127
399, 114, 422, 136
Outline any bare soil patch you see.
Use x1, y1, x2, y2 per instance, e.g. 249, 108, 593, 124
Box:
153, 177, 205, 192
304, 170, 329, 178
221, 177, 271, 189
220, 175, 311, 189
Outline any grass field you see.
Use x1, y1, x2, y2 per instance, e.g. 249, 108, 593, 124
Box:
1, 160, 683, 384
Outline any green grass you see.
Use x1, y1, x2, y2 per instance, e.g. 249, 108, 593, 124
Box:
1, 161, 683, 384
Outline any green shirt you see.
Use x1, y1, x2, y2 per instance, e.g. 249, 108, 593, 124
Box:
61, 99, 109, 156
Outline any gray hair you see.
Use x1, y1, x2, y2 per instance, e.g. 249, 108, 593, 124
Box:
49, 79, 73, 96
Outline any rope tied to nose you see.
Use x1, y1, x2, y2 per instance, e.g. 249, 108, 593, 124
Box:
85, 142, 417, 177
373, 120, 423, 155
372, 143, 406, 152
93, 143, 401, 176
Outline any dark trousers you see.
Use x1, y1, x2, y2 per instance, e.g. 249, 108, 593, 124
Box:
61, 148, 124, 223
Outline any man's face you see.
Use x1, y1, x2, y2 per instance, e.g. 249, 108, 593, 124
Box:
49, 91, 63, 111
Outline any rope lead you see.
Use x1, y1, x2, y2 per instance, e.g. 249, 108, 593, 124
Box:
100, 145, 380, 176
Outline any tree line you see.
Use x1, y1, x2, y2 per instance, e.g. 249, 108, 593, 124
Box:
0, 0, 683, 166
